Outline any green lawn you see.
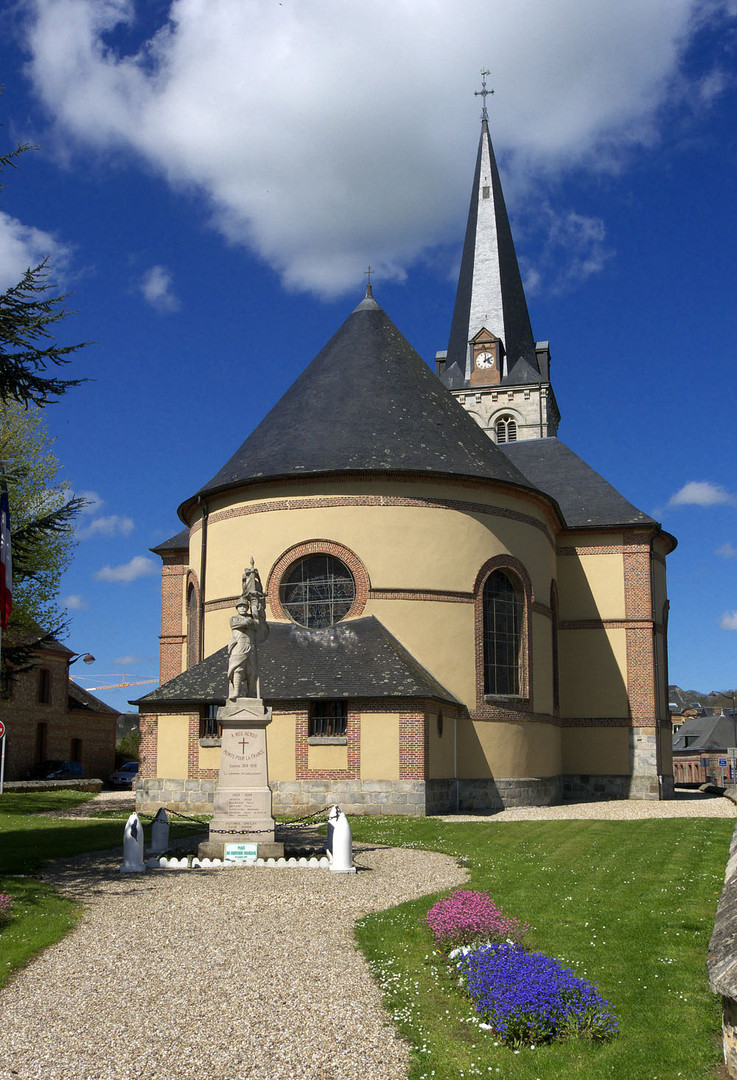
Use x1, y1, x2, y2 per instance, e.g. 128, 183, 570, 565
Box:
0, 796, 732, 1080
350, 815, 733, 1080
0, 791, 201, 988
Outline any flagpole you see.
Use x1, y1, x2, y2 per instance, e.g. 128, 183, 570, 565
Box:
0, 460, 8, 795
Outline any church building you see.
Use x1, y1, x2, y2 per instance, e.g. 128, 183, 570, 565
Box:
134, 104, 675, 817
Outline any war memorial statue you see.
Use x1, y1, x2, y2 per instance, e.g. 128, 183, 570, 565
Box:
199, 559, 283, 860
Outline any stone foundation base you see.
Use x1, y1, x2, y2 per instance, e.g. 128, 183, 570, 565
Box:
136, 771, 673, 818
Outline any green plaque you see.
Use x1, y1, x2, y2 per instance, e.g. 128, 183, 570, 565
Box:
224, 842, 259, 862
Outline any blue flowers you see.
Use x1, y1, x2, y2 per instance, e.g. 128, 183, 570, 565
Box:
457, 942, 618, 1047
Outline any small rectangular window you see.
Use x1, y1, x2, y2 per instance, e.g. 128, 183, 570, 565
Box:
38, 668, 51, 705
309, 700, 347, 738
482, 185, 490, 199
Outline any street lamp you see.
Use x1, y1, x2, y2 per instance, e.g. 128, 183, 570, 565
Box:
68, 652, 95, 666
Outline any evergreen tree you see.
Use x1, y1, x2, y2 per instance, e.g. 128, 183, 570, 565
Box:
1, 135, 88, 671
1, 144, 88, 406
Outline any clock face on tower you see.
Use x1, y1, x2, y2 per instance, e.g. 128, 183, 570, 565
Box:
476, 350, 495, 369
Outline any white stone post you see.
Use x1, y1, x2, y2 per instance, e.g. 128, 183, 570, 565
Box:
121, 812, 146, 873
150, 808, 170, 854
329, 807, 356, 874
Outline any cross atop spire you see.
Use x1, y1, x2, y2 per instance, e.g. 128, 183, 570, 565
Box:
364, 264, 373, 299
474, 69, 494, 122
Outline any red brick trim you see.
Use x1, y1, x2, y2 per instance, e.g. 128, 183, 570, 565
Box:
266, 540, 369, 622
189, 489, 556, 549
473, 556, 534, 716
368, 587, 474, 604
399, 709, 427, 779
138, 715, 158, 780
158, 552, 188, 683
622, 534, 657, 723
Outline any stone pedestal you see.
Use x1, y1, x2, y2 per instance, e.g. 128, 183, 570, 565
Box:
198, 698, 284, 860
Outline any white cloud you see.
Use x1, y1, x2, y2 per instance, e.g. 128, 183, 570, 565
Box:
21, 0, 734, 297
0, 211, 73, 292
522, 207, 614, 296
668, 481, 737, 507
140, 264, 180, 312
721, 611, 737, 631
64, 593, 89, 610
94, 555, 158, 583
77, 514, 135, 540
717, 543, 737, 558
113, 654, 146, 666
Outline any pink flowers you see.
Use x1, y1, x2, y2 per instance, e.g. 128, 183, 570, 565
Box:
0, 892, 14, 924
424, 889, 530, 950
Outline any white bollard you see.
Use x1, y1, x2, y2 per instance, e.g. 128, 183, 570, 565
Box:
329, 807, 356, 874
121, 813, 146, 873
327, 804, 340, 852
150, 808, 170, 854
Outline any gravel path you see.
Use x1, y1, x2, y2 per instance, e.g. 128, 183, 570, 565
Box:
1, 789, 734, 1079
439, 788, 737, 822
0, 845, 466, 1080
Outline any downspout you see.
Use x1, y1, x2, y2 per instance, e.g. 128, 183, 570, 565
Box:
650, 535, 664, 798
454, 715, 459, 811
197, 497, 208, 663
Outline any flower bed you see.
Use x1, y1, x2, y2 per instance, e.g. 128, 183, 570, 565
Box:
457, 942, 618, 1047
424, 888, 617, 1049
424, 888, 530, 949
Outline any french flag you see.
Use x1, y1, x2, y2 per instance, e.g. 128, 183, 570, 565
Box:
0, 489, 12, 632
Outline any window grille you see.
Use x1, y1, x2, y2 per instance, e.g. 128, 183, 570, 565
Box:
200, 704, 220, 739
483, 570, 523, 696
279, 555, 355, 628
309, 700, 347, 737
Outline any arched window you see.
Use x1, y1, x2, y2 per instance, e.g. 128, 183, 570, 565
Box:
495, 415, 517, 443
279, 554, 356, 628
186, 575, 200, 669
483, 570, 523, 696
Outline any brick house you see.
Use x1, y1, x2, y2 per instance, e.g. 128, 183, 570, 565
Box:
134, 110, 675, 817
673, 711, 737, 788
0, 634, 117, 781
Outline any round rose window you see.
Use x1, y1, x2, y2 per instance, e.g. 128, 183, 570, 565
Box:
278, 555, 356, 628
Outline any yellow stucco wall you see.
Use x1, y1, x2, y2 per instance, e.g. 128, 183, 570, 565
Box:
157, 715, 190, 778
457, 719, 562, 778
556, 553, 625, 621
308, 744, 348, 770
428, 710, 456, 779
558, 628, 629, 717
561, 726, 630, 774
193, 477, 557, 706
360, 713, 400, 780
268, 713, 297, 780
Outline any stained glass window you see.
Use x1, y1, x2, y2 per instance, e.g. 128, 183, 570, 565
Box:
483, 570, 522, 696
279, 555, 355, 628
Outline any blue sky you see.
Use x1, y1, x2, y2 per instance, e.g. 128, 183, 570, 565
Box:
1, 0, 736, 713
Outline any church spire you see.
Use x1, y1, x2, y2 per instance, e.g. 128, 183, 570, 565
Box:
445, 82, 538, 381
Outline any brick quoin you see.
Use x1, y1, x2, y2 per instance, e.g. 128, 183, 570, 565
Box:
138, 714, 158, 780
158, 552, 188, 683
399, 710, 427, 780
623, 531, 658, 724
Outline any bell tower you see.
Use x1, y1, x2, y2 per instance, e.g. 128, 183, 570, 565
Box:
436, 73, 559, 443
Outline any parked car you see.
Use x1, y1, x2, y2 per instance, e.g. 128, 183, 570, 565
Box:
108, 761, 139, 788
25, 760, 85, 780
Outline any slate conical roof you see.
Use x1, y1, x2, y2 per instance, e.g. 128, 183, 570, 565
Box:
182, 292, 533, 515
443, 119, 538, 385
